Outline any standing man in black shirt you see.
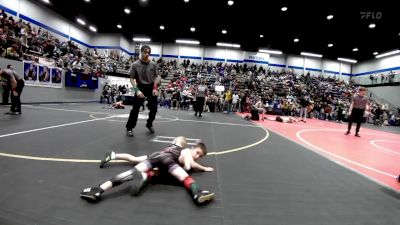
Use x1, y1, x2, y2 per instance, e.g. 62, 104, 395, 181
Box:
0, 67, 24, 115
125, 45, 160, 137
299, 96, 309, 123
345, 87, 370, 137
194, 80, 208, 117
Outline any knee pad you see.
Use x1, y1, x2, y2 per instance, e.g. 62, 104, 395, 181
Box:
110, 169, 136, 186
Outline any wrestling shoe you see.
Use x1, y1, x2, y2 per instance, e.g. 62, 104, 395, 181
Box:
193, 190, 215, 205
145, 124, 155, 133
127, 130, 134, 137
80, 187, 102, 202
99, 151, 115, 168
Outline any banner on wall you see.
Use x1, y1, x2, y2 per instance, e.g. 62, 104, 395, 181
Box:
243, 52, 269, 66
23, 61, 63, 88
64, 71, 98, 89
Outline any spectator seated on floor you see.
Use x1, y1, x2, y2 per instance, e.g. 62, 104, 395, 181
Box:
244, 106, 263, 121
112, 101, 125, 109
103, 101, 125, 109
264, 116, 299, 123
254, 99, 266, 114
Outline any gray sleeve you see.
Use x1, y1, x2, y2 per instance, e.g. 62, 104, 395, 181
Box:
13, 71, 21, 80
153, 63, 159, 80
128, 63, 136, 79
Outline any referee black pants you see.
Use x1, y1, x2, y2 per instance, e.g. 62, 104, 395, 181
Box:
126, 83, 158, 131
10, 80, 24, 113
348, 108, 364, 134
195, 97, 205, 115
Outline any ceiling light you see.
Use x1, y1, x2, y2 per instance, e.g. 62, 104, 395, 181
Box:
124, 8, 131, 14
216, 42, 240, 48
89, 26, 97, 32
222, 29, 227, 34
190, 27, 196, 32
160, 25, 165, 30
301, 52, 323, 58
327, 15, 333, 20
373, 52, 378, 55
140, 0, 148, 2
176, 39, 200, 45
259, 49, 283, 55
76, 18, 86, 26
84, 0, 90, 2
184, 0, 189, 2
281, 7, 287, 11
42, 0, 50, 4
375, 49, 400, 58
294, 38, 299, 42
353, 48, 358, 52
117, 24, 122, 29
369, 23, 376, 29
133, 37, 151, 42
337, 58, 357, 63
328, 43, 333, 47
260, 34, 264, 38
228, 0, 234, 6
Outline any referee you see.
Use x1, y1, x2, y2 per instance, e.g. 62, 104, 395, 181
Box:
345, 87, 370, 137
125, 45, 160, 137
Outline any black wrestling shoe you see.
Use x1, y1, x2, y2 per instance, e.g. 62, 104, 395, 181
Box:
345, 131, 350, 135
10, 111, 21, 115
397, 175, 400, 183
355, 133, 361, 137
99, 151, 115, 168
126, 130, 134, 137
129, 170, 145, 196
193, 190, 215, 205
80, 187, 102, 202
145, 124, 155, 133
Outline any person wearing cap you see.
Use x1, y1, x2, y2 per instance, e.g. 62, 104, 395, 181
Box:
345, 87, 370, 137
80, 137, 215, 205
125, 45, 160, 137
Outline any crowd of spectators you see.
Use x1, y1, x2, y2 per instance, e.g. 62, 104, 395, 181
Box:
0, 10, 137, 78
1, 10, 399, 125
156, 59, 399, 126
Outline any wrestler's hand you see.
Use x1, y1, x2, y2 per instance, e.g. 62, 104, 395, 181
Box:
136, 90, 145, 98
152, 89, 158, 96
12, 91, 18, 96
204, 167, 214, 172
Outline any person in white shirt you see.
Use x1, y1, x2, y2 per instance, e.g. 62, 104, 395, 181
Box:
232, 92, 239, 112
254, 99, 266, 121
